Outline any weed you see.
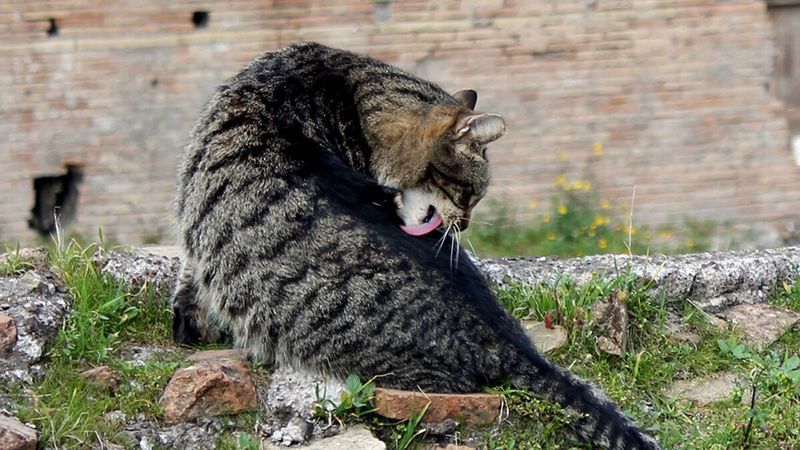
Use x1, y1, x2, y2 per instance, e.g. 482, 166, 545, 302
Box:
486, 271, 800, 449
466, 179, 716, 258
393, 401, 429, 450
774, 277, 800, 311
13, 238, 177, 448
313, 374, 377, 427
717, 338, 800, 447
1, 242, 35, 275
484, 386, 576, 449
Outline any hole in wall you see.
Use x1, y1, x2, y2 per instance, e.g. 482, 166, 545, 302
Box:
373, 1, 391, 22
46, 18, 59, 37
192, 11, 209, 28
28, 164, 83, 236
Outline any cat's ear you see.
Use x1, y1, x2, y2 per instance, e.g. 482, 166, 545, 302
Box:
453, 89, 477, 110
453, 113, 506, 144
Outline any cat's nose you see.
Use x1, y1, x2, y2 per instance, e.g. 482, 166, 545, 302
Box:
458, 209, 472, 230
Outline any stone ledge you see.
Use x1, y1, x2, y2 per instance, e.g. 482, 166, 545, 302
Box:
125, 246, 800, 313
474, 246, 800, 312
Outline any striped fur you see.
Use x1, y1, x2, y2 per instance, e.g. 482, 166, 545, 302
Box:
172, 42, 660, 449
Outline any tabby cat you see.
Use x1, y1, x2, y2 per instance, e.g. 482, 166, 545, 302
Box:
172, 42, 660, 449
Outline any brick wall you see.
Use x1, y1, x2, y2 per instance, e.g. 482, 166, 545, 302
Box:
0, 0, 796, 246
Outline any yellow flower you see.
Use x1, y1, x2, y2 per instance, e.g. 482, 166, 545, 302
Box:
598, 238, 608, 249
542, 214, 551, 223
547, 232, 557, 241
557, 205, 568, 215
557, 150, 568, 161
593, 142, 603, 156
555, 175, 566, 186
658, 230, 672, 238
528, 200, 538, 210
600, 199, 610, 210
582, 181, 592, 192
593, 216, 609, 227
629, 226, 637, 236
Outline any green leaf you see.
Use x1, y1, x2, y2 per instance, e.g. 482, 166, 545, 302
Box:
345, 374, 361, 394
784, 355, 800, 372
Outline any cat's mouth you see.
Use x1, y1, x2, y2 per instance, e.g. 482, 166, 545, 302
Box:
399, 205, 443, 236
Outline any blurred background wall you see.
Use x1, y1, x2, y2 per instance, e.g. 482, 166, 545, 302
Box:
1, 0, 799, 247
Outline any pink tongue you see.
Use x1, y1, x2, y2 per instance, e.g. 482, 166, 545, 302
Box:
399, 212, 443, 236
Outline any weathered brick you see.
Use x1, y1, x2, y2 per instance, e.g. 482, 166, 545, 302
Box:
373, 388, 501, 425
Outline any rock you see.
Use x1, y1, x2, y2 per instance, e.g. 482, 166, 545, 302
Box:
666, 326, 701, 346
521, 321, 568, 353
475, 247, 800, 312
373, 388, 501, 425
705, 314, 729, 330
159, 358, 257, 422
264, 425, 386, 450
0, 268, 71, 384
95, 249, 181, 298
0, 415, 37, 450
270, 416, 314, 446
0, 313, 16, 352
80, 366, 119, 392
262, 366, 347, 419
592, 290, 628, 357
103, 410, 127, 425
14, 271, 50, 297
666, 373, 739, 406
720, 304, 800, 351
422, 418, 458, 436
118, 344, 188, 368
0, 247, 48, 270
123, 416, 229, 450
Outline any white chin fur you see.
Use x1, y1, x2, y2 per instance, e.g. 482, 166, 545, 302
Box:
396, 188, 438, 226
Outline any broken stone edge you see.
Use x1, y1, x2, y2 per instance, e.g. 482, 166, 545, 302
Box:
474, 246, 800, 313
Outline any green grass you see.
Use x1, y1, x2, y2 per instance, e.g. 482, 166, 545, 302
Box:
479, 274, 800, 450
299, 271, 800, 449
10, 239, 181, 448
1, 243, 35, 275
4, 233, 798, 449
465, 183, 717, 258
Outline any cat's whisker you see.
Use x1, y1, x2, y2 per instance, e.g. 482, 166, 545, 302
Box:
462, 217, 495, 227
434, 224, 451, 257
465, 237, 478, 257
449, 229, 455, 270
454, 225, 461, 269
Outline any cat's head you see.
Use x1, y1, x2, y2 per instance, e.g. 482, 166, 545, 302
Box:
373, 89, 505, 233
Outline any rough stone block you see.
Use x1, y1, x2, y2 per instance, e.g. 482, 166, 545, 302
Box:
373, 388, 501, 425
0, 415, 37, 450
159, 358, 257, 423
721, 304, 800, 351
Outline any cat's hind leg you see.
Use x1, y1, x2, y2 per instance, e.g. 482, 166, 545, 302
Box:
171, 259, 228, 345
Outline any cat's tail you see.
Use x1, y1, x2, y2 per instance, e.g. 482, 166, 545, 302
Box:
512, 348, 661, 450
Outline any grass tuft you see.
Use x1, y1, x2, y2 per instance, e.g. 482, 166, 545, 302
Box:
13, 238, 177, 448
